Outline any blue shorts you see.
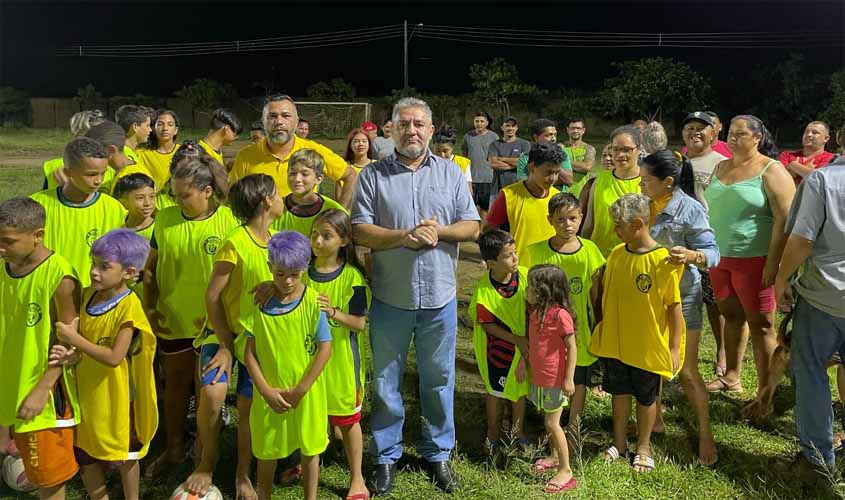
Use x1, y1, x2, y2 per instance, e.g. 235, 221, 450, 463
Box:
199, 343, 253, 399
681, 283, 704, 331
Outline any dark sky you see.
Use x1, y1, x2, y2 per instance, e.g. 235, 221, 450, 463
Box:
1, 0, 843, 99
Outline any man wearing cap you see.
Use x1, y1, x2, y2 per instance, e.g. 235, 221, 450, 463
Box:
371, 119, 394, 160
683, 112, 728, 201
488, 116, 532, 199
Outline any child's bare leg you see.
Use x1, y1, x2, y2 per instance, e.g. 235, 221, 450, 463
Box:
236, 395, 257, 500
256, 459, 277, 500
567, 385, 587, 429
634, 401, 657, 472
39, 484, 67, 500
679, 328, 717, 465
544, 409, 572, 486
0, 425, 10, 455
653, 381, 665, 433
79, 463, 109, 500
339, 423, 368, 497
148, 349, 196, 478
185, 380, 227, 494
611, 395, 632, 454
118, 460, 140, 500
511, 397, 527, 439
301, 453, 320, 500
485, 394, 501, 444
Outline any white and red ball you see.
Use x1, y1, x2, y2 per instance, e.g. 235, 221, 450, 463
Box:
2, 455, 36, 492
169, 484, 224, 500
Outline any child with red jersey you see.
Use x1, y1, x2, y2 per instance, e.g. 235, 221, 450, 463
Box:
525, 264, 578, 494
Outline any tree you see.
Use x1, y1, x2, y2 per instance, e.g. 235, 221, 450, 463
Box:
175, 78, 238, 125
468, 58, 543, 117
821, 70, 845, 129
306, 78, 356, 101
0, 87, 29, 125
596, 57, 711, 123
75, 83, 102, 110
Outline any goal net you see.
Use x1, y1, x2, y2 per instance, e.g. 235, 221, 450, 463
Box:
294, 101, 372, 139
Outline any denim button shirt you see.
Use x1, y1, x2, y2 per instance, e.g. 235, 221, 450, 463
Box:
351, 151, 481, 310
650, 189, 720, 295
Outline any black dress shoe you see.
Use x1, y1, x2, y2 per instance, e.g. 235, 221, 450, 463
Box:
429, 461, 460, 493
368, 463, 396, 496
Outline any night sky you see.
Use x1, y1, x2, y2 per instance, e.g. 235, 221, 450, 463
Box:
1, 0, 843, 100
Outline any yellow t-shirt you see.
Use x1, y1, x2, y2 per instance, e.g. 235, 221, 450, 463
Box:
590, 170, 641, 257
75, 288, 157, 461
501, 182, 559, 260
229, 136, 349, 198
151, 205, 239, 339
453, 155, 471, 172
589, 244, 685, 379
124, 145, 140, 164
271, 194, 348, 235
30, 188, 127, 288
133, 145, 178, 188
199, 139, 224, 165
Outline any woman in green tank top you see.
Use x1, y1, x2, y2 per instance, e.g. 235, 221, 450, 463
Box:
702, 115, 795, 404
580, 125, 642, 257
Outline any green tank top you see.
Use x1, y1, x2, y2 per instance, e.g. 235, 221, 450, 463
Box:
704, 160, 775, 258
590, 170, 641, 257
249, 287, 328, 459
303, 264, 370, 416
468, 267, 530, 402
0, 254, 81, 433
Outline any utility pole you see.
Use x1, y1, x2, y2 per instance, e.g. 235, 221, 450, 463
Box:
403, 20, 408, 91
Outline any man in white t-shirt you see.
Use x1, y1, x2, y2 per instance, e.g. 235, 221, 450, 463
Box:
683, 112, 727, 201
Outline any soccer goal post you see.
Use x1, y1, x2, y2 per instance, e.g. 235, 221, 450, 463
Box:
294, 101, 372, 139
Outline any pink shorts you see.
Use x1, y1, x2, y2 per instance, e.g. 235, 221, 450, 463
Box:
709, 256, 775, 314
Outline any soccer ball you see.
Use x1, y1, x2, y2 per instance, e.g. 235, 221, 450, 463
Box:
169, 484, 224, 500
2, 455, 35, 492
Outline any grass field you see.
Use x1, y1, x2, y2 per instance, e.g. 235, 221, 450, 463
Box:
0, 128, 840, 499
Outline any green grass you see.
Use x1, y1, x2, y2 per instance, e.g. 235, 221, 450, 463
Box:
0, 140, 842, 499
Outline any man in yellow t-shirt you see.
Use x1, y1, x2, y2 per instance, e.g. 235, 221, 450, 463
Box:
229, 95, 358, 208
589, 193, 684, 474
484, 142, 562, 259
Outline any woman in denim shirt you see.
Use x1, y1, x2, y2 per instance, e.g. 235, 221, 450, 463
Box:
640, 150, 720, 467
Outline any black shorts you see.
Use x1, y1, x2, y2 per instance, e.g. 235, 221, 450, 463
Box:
472, 182, 493, 211
601, 358, 661, 406
573, 362, 598, 386
157, 337, 199, 356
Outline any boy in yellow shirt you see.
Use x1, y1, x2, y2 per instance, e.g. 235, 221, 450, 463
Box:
54, 229, 157, 500
0, 198, 81, 500
272, 149, 346, 235
115, 105, 152, 163
589, 193, 684, 474
484, 142, 562, 259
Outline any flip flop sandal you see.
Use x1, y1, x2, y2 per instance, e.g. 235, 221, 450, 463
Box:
632, 453, 655, 473
533, 458, 559, 474
706, 377, 743, 393
603, 445, 629, 463
543, 476, 577, 494
346, 493, 370, 500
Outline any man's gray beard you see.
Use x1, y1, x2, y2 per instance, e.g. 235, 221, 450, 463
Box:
395, 143, 425, 159
268, 131, 290, 144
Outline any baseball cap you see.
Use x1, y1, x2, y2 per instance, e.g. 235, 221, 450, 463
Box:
361, 121, 378, 132
683, 112, 713, 127
503, 116, 518, 125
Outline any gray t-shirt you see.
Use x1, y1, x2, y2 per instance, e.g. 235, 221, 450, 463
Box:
462, 130, 499, 184
488, 138, 532, 165
690, 149, 728, 209
372, 136, 394, 160
785, 160, 845, 318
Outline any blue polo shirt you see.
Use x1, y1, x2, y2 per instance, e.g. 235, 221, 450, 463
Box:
351, 151, 480, 310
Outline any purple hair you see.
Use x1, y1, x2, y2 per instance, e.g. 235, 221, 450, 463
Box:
90, 229, 150, 270
268, 231, 311, 271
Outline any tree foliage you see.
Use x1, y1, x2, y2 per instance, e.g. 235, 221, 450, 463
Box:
75, 83, 102, 110
821, 69, 845, 129
306, 78, 356, 101
175, 78, 238, 113
596, 57, 711, 122
0, 87, 29, 125
469, 58, 543, 117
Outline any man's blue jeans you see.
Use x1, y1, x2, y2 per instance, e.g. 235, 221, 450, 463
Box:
791, 298, 845, 466
368, 298, 457, 464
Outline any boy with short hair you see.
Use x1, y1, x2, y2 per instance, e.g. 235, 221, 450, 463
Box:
272, 148, 347, 235
183, 173, 283, 500
113, 173, 156, 240
469, 229, 530, 452
485, 141, 562, 259
245, 231, 332, 500
54, 229, 157, 500
115, 105, 152, 164
0, 197, 81, 500
525, 193, 606, 429
85, 121, 133, 194
31, 137, 127, 288
589, 193, 685, 473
